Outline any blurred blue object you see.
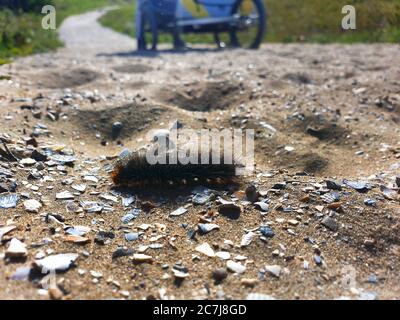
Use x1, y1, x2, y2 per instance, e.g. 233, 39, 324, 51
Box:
136, 0, 267, 51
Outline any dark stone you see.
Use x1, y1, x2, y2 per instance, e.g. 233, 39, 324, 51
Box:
325, 180, 342, 191
112, 247, 134, 260
212, 268, 228, 284
218, 203, 241, 220
141, 201, 156, 213
25, 137, 38, 147
245, 184, 258, 203
272, 182, 286, 190
112, 122, 124, 139
31, 149, 47, 162
321, 216, 339, 232
306, 126, 326, 139
0, 181, 16, 193
0, 183, 8, 193
95, 231, 115, 245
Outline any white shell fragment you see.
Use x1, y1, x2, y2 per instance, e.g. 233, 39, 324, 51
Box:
254, 202, 269, 212
169, 207, 188, 216
246, 293, 276, 300
71, 184, 86, 192
56, 191, 74, 200
173, 269, 189, 278
80, 201, 103, 213
240, 231, 256, 247
33, 253, 79, 272
198, 223, 220, 234
65, 226, 91, 236
6, 238, 28, 258
216, 251, 231, 260
23, 199, 42, 213
0, 225, 17, 240
227, 260, 246, 274
265, 265, 282, 278
83, 176, 98, 184
99, 194, 118, 203
195, 243, 215, 257
50, 154, 76, 163
20, 158, 36, 166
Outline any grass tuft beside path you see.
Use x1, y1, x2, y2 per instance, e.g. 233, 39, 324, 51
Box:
0, 0, 126, 60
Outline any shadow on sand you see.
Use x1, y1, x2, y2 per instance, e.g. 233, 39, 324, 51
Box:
97, 47, 226, 58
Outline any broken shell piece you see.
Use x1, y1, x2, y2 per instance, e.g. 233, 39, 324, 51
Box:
71, 184, 86, 193
99, 194, 118, 203
56, 191, 74, 200
50, 154, 76, 164
198, 223, 220, 234
254, 202, 268, 212
195, 243, 215, 257
216, 251, 231, 260
173, 269, 189, 278
170, 207, 188, 217
246, 293, 276, 300
121, 209, 140, 224
132, 254, 153, 263
0, 225, 17, 240
240, 231, 256, 247
20, 158, 36, 166
65, 226, 91, 236
63, 235, 90, 244
0, 194, 19, 209
23, 199, 42, 213
381, 185, 399, 200
265, 265, 282, 278
6, 238, 28, 258
33, 253, 79, 272
227, 260, 246, 274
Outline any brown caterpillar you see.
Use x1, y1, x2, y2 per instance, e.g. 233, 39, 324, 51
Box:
111, 149, 239, 188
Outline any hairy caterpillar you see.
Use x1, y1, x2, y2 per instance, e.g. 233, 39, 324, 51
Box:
111, 149, 239, 188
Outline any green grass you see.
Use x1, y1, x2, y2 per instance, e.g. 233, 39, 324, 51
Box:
0, 0, 126, 60
53, 0, 121, 23
99, 0, 400, 44
0, 9, 60, 59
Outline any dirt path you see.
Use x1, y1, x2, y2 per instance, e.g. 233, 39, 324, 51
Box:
59, 7, 135, 53
0, 9, 399, 300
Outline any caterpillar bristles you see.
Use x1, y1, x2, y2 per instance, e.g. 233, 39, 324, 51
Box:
111, 149, 239, 188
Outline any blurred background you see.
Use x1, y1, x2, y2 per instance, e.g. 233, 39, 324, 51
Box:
1, 0, 399, 63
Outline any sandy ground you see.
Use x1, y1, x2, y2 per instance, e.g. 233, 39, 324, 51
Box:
0, 8, 399, 300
